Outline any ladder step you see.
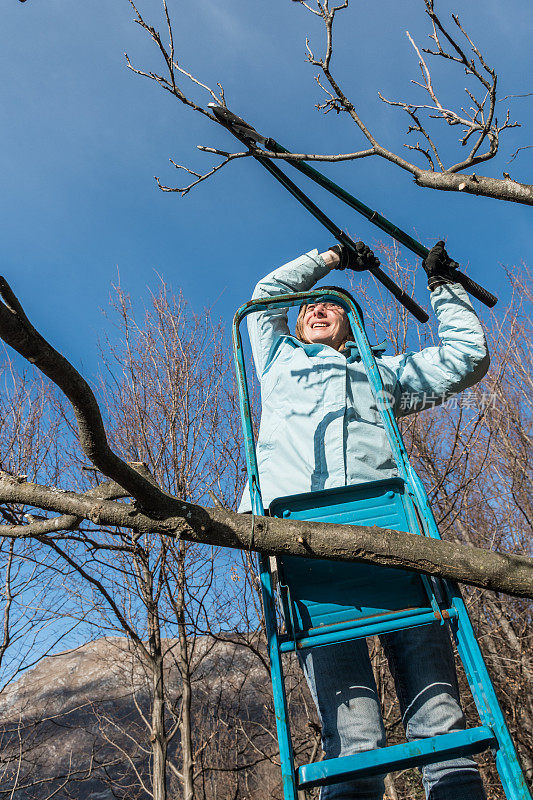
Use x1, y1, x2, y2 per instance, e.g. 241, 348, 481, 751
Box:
297, 726, 496, 789
279, 607, 457, 652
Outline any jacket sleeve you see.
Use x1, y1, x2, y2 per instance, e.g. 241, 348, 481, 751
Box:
248, 249, 331, 378
390, 282, 490, 417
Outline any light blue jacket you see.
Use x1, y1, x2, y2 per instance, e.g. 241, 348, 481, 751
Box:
239, 250, 489, 513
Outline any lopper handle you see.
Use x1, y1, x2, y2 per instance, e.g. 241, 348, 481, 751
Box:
211, 110, 499, 311
451, 272, 498, 308
335, 234, 429, 323
369, 264, 429, 323
256, 161, 431, 324
265, 138, 499, 310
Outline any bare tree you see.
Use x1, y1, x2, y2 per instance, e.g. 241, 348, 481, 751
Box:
43, 282, 246, 800
0, 258, 530, 797
0, 363, 110, 798
124, 0, 532, 204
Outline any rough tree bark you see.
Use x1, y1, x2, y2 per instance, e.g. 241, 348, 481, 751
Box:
139, 555, 169, 800
175, 544, 194, 800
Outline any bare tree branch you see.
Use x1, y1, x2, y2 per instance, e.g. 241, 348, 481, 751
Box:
156, 151, 252, 196
125, 0, 224, 118
125, 0, 533, 204
508, 145, 533, 164
501, 92, 533, 100
0, 469, 149, 537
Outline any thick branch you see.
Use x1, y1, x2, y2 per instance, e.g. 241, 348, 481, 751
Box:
0, 474, 531, 599
413, 170, 533, 204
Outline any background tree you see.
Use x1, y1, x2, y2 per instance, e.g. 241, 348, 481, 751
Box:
36, 282, 251, 800
0, 364, 108, 797
0, 1, 532, 798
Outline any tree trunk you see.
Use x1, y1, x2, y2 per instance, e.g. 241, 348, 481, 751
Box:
151, 655, 168, 800
141, 555, 168, 800
384, 773, 399, 800
177, 543, 194, 800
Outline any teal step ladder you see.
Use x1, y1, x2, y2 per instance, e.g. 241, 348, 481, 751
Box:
232, 290, 531, 800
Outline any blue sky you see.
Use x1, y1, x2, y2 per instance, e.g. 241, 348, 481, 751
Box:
1, 0, 532, 377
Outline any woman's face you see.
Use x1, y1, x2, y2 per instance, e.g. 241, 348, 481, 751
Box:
301, 301, 350, 350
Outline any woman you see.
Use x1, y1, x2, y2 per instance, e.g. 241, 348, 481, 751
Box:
239, 241, 489, 800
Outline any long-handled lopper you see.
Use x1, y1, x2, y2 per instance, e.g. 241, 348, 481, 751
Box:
208, 104, 498, 323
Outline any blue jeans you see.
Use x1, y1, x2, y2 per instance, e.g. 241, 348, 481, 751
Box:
300, 623, 486, 800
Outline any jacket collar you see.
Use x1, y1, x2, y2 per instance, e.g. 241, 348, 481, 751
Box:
286, 334, 387, 362
343, 340, 387, 363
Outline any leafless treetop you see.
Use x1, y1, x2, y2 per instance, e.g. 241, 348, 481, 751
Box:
125, 0, 531, 204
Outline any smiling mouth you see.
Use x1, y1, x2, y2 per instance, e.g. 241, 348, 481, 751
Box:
311, 323, 328, 328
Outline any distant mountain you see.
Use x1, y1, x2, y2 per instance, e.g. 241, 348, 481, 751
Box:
0, 637, 290, 800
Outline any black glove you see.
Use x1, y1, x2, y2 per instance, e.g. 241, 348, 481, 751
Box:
328, 241, 380, 271
422, 241, 460, 290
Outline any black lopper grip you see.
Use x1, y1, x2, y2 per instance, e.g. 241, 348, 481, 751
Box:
452, 272, 498, 308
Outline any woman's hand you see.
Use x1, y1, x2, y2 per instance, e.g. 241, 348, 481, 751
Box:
422, 241, 459, 290
326, 242, 380, 271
